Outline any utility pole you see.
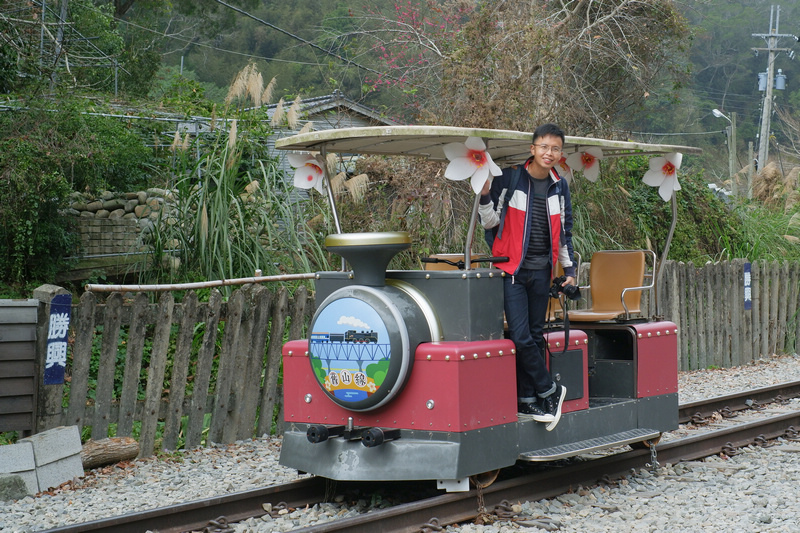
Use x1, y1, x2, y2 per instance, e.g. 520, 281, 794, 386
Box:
752, 5, 797, 172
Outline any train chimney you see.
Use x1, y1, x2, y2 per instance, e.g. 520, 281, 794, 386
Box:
325, 232, 411, 287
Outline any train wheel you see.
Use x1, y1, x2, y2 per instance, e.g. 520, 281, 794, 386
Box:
469, 469, 501, 489
630, 434, 662, 450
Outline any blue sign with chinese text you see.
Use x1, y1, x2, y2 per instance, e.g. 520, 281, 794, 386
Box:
743, 262, 752, 311
44, 293, 71, 385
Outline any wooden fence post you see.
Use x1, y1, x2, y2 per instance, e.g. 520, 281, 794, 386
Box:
32, 284, 71, 433
257, 287, 289, 437
185, 290, 222, 449
117, 293, 149, 437
208, 289, 243, 444
162, 291, 199, 451
138, 292, 174, 457
93, 292, 122, 440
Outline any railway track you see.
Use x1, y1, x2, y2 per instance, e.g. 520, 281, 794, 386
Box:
41, 381, 800, 533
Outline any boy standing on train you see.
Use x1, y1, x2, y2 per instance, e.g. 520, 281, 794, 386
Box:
478, 123, 576, 430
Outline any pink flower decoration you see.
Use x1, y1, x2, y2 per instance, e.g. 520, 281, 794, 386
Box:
443, 137, 502, 194
288, 152, 326, 194
556, 155, 574, 183
565, 147, 604, 182
642, 152, 683, 201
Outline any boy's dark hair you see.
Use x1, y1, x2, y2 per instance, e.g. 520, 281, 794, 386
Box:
532, 123, 565, 144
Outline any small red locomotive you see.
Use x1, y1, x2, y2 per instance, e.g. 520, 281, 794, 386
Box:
276, 126, 698, 491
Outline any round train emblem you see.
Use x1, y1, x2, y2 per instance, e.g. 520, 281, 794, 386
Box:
309, 284, 434, 411
310, 297, 391, 405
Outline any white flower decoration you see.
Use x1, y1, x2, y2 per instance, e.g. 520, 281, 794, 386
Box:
566, 147, 604, 182
555, 155, 574, 183
288, 152, 326, 194
443, 137, 503, 194
642, 152, 683, 202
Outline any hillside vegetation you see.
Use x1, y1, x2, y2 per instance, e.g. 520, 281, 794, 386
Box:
2, 0, 800, 296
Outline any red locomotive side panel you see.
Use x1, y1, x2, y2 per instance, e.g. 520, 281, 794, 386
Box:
543, 330, 589, 413
282, 339, 517, 431
632, 321, 679, 398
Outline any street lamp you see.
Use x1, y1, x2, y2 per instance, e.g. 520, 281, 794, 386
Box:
712, 108, 738, 196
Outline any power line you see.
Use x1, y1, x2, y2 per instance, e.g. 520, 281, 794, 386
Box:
618, 130, 726, 137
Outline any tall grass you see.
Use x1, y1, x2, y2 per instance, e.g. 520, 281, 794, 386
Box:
140, 64, 335, 290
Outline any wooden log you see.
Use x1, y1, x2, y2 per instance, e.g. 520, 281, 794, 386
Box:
81, 437, 140, 470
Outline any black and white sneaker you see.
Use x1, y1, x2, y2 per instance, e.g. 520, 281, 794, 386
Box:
542, 384, 567, 431
518, 401, 555, 423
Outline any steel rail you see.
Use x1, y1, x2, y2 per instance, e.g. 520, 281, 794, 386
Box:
289, 410, 800, 533
679, 380, 800, 423
40, 476, 330, 533
39, 389, 800, 533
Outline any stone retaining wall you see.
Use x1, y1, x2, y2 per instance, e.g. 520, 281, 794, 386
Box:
67, 189, 174, 257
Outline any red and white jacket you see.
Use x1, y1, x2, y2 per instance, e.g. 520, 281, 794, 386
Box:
479, 159, 576, 279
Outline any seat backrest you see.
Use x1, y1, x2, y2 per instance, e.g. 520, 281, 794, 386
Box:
588, 250, 646, 314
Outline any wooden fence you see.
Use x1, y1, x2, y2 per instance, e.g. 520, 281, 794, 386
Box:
34, 284, 313, 458
28, 259, 800, 457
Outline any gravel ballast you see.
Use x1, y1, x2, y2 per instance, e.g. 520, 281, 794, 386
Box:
1, 353, 799, 533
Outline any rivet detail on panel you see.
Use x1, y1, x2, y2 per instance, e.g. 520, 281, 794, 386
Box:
460, 354, 465, 361
474, 353, 479, 359
304, 394, 312, 404
425, 274, 431, 280
304, 351, 309, 356
511, 348, 516, 354
427, 354, 432, 361
657, 331, 661, 336
288, 351, 293, 356
638, 333, 643, 338
462, 273, 467, 279
486, 351, 491, 358
647, 332, 652, 337
499, 350, 504, 356
476, 273, 481, 279
445, 355, 451, 361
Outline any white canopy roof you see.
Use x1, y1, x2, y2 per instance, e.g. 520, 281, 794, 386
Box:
275, 125, 701, 165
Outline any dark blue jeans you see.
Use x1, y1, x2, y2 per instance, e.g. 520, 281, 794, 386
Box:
504, 267, 556, 402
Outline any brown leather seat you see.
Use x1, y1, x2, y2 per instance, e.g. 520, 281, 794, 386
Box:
568, 250, 653, 322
